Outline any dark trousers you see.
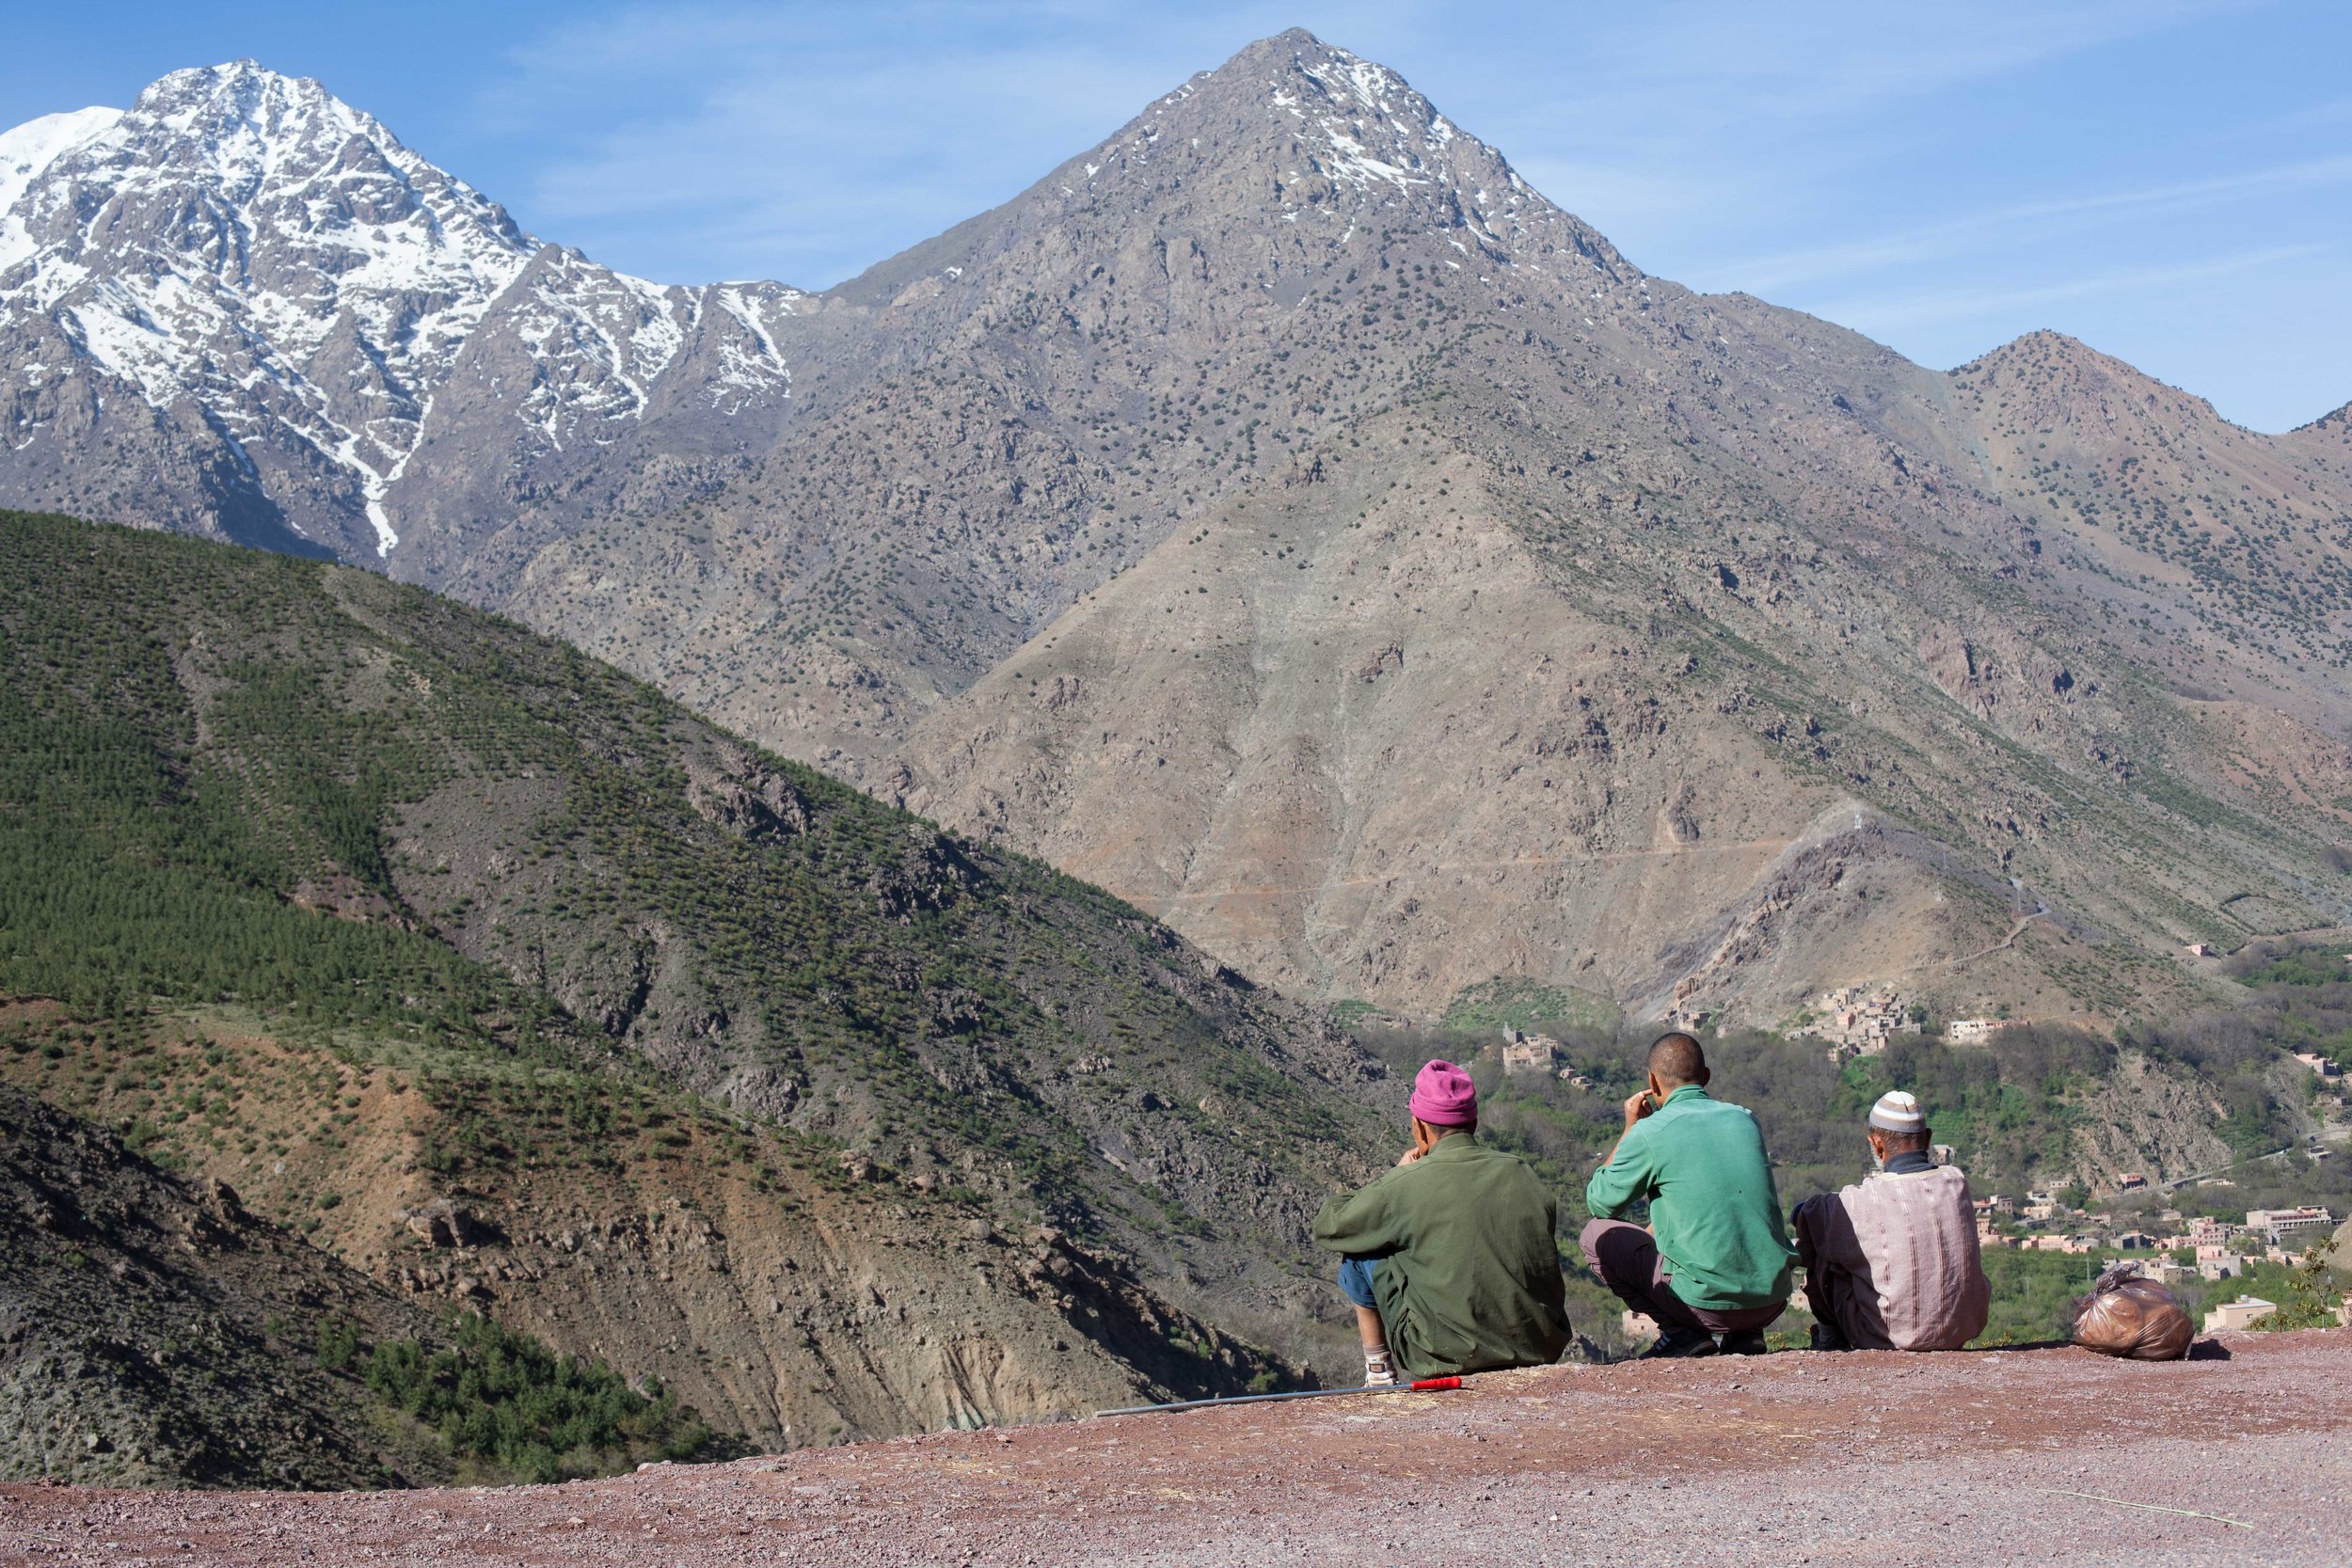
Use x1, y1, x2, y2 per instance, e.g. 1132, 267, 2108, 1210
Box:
1789, 1195, 1870, 1346
1581, 1218, 1784, 1336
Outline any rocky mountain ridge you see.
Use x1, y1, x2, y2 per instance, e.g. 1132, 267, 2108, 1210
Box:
3, 33, 2346, 1031
0, 1084, 452, 1489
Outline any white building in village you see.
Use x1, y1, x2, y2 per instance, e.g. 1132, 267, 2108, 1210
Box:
2246, 1207, 2336, 1246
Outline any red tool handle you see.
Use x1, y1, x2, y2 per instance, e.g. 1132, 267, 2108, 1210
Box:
1408, 1376, 1463, 1391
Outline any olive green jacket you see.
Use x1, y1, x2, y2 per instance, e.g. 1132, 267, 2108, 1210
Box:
1312, 1132, 1571, 1379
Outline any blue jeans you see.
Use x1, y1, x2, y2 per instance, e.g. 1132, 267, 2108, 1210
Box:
1338, 1255, 1381, 1309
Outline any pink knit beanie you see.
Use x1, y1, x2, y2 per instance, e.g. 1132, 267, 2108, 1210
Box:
1408, 1059, 1478, 1127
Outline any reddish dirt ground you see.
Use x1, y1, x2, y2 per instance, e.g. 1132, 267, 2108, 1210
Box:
7, 1331, 2348, 1567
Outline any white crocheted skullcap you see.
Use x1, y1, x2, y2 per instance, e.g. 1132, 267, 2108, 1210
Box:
1868, 1090, 1926, 1132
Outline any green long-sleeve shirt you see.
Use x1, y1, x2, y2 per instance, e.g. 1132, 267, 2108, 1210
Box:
1312, 1132, 1571, 1380
1585, 1084, 1797, 1311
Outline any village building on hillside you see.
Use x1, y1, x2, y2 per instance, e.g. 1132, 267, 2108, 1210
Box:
2029, 1234, 2099, 1254
2204, 1296, 2276, 1333
1499, 1027, 1562, 1076
1792, 984, 1920, 1061
2247, 1207, 2336, 1246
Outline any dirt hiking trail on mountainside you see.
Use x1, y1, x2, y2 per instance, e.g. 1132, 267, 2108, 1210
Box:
8, 1331, 2347, 1567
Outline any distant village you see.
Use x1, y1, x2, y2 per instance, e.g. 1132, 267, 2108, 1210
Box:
1784, 982, 2048, 1061
1973, 1194, 2344, 1333
1494, 1026, 1584, 1084
1790, 983, 1924, 1059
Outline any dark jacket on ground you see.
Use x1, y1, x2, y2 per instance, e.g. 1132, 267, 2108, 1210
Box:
1312, 1132, 1571, 1379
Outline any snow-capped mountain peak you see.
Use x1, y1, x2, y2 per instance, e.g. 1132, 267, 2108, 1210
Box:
1242, 33, 1629, 273
0, 62, 802, 563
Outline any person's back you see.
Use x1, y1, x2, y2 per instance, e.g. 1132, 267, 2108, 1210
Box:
1592, 1087, 1796, 1310
1581, 1033, 1794, 1356
1793, 1092, 1990, 1352
1826, 1162, 1988, 1350
1314, 1066, 1569, 1381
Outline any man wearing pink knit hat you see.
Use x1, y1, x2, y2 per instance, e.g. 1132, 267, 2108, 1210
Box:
1312, 1059, 1571, 1386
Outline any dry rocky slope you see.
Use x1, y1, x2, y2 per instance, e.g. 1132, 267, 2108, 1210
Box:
4, 34, 2348, 1029
0, 1086, 453, 1491
0, 512, 1398, 1457
7, 1332, 2348, 1567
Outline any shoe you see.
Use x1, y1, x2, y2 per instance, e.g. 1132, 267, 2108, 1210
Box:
1809, 1323, 1852, 1354
1361, 1345, 1397, 1387
1717, 1329, 1770, 1356
1637, 1327, 1718, 1360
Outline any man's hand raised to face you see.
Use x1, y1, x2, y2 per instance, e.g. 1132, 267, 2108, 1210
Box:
1622, 1087, 1656, 1132
1397, 1116, 1448, 1166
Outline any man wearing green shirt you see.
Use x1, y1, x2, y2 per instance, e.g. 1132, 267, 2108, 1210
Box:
1313, 1060, 1572, 1385
1582, 1032, 1796, 1358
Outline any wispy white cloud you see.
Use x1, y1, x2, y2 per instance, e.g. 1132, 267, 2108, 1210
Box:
1813, 243, 2325, 332
1711, 154, 2352, 293
1529, 0, 2240, 122
480, 0, 2264, 282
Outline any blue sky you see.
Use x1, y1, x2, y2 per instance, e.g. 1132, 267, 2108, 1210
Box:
5, 1, 2344, 430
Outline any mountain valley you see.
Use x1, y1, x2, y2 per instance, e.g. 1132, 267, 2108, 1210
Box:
1, 25, 2349, 1493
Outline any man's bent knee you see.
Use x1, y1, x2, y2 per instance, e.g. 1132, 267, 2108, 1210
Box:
1337, 1255, 1380, 1310
1789, 1195, 1825, 1262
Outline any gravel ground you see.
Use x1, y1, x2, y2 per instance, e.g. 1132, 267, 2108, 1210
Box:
6, 1331, 2346, 1567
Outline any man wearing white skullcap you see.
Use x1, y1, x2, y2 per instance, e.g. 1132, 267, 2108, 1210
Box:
1788, 1089, 1990, 1351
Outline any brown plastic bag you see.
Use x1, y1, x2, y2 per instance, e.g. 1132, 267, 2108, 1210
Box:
2069, 1262, 2194, 1360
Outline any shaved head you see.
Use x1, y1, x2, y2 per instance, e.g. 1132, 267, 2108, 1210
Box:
1647, 1032, 1707, 1088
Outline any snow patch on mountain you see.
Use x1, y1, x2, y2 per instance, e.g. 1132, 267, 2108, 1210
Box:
0, 106, 123, 270
0, 63, 548, 553
1265, 46, 1457, 195
711, 285, 799, 412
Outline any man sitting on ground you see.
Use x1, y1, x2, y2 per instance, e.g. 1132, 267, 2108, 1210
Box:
1582, 1032, 1796, 1357
1788, 1090, 1990, 1352
1314, 1059, 1571, 1386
